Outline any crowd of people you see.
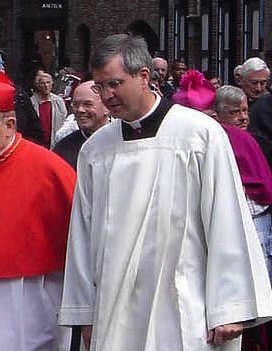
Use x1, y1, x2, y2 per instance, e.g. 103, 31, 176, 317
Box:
1, 34, 272, 351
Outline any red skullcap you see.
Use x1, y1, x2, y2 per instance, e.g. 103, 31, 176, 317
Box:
172, 69, 216, 111
0, 72, 15, 112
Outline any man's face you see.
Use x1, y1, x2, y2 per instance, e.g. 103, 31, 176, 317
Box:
218, 97, 249, 130
209, 78, 221, 90
93, 55, 150, 121
172, 62, 187, 83
153, 58, 168, 85
37, 75, 53, 96
240, 69, 269, 101
72, 82, 108, 134
0, 111, 16, 153
234, 72, 242, 87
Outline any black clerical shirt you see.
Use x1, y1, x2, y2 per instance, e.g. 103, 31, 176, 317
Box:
121, 97, 173, 141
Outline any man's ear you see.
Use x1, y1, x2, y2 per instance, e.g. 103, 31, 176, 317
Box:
138, 67, 151, 87
5, 115, 16, 134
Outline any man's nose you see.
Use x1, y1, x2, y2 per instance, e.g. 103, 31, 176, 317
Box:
255, 82, 262, 92
239, 111, 248, 121
77, 104, 86, 112
73, 103, 86, 112
101, 88, 114, 101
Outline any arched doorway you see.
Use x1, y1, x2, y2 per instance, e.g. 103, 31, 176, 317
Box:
77, 24, 91, 72
126, 20, 159, 57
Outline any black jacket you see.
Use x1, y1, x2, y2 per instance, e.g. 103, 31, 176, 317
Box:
15, 87, 44, 144
249, 94, 272, 169
53, 130, 86, 171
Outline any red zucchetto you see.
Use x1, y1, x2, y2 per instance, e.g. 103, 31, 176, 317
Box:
0, 72, 15, 112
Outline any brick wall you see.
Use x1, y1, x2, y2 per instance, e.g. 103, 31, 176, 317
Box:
4, 0, 272, 82
67, 0, 160, 71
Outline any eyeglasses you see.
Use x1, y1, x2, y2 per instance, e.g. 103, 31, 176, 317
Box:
91, 79, 125, 95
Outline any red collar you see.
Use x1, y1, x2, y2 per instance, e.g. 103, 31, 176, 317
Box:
0, 133, 22, 165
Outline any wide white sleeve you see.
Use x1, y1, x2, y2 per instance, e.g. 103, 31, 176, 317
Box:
59, 150, 96, 326
200, 125, 272, 330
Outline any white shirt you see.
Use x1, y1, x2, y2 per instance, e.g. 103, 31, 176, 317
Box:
60, 105, 272, 351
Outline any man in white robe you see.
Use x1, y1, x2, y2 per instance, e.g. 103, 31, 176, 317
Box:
59, 34, 272, 351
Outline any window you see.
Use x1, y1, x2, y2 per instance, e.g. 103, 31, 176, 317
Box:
243, 3, 249, 60
252, 10, 259, 50
173, 0, 186, 60
159, 0, 168, 55
218, 4, 229, 83
201, 13, 209, 71
243, 1, 261, 59
202, 14, 209, 51
159, 15, 165, 51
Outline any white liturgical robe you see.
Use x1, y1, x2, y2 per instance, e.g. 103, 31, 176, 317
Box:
59, 104, 272, 351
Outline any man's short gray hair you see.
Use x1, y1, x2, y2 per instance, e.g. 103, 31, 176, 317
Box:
214, 85, 247, 114
241, 57, 270, 78
90, 34, 153, 77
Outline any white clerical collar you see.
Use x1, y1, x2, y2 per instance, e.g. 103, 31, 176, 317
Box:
0, 134, 15, 156
124, 93, 161, 130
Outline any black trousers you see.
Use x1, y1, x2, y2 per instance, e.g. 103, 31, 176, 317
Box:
70, 326, 81, 351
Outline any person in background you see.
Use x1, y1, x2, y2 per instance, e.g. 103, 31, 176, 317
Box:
53, 80, 109, 170
215, 85, 272, 351
242, 59, 272, 170
59, 34, 272, 351
240, 57, 270, 108
214, 85, 249, 130
54, 80, 109, 351
0, 72, 76, 351
15, 85, 44, 144
0, 60, 44, 144
152, 56, 174, 98
54, 72, 96, 144
175, 75, 272, 351
203, 70, 222, 90
31, 72, 67, 148
234, 64, 242, 87
53, 56, 76, 95
215, 86, 272, 279
149, 70, 162, 96
53, 57, 82, 115
168, 59, 187, 93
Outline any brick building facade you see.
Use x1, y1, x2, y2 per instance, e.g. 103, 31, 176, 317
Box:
1, 0, 272, 85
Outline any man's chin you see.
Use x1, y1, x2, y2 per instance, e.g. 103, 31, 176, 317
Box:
239, 125, 248, 130
109, 106, 124, 118
81, 128, 92, 136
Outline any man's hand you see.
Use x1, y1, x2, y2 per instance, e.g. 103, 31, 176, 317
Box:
81, 325, 93, 350
207, 323, 243, 345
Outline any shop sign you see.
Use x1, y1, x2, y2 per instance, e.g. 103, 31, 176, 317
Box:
41, 2, 65, 11
41, 3, 62, 9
